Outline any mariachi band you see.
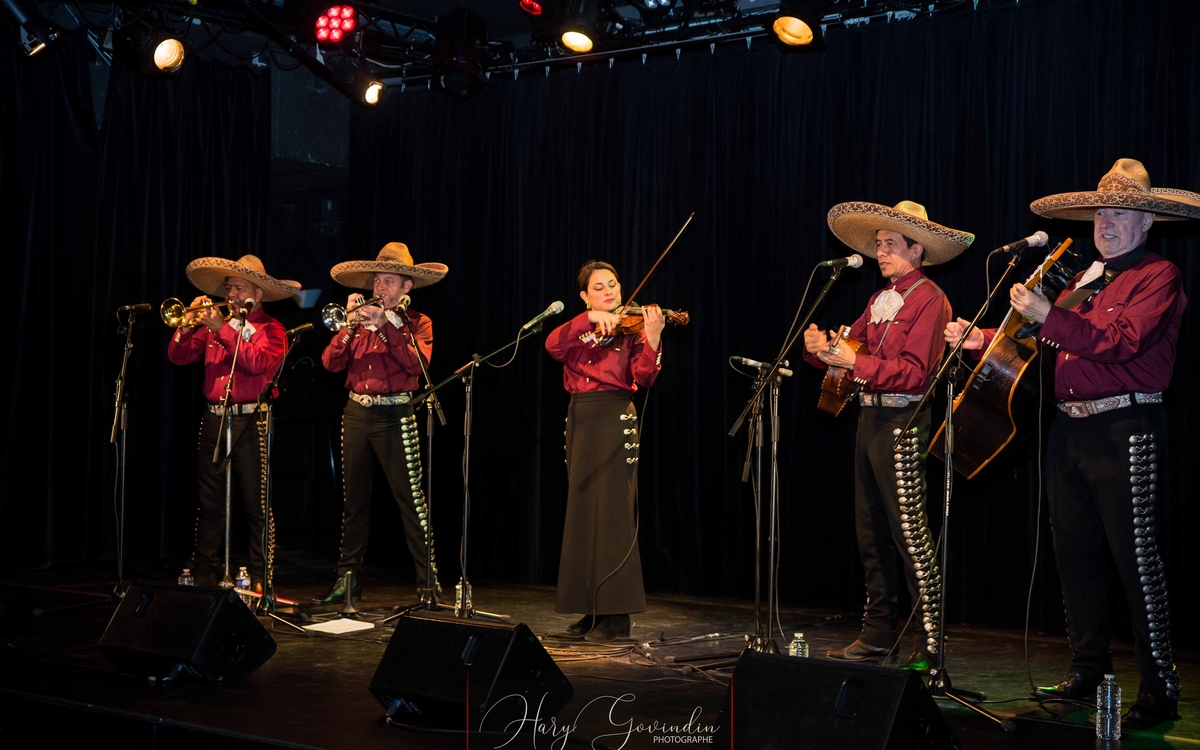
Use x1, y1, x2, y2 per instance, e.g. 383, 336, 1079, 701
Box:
163, 159, 1197, 723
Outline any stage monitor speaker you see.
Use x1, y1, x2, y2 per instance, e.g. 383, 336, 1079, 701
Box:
712, 650, 960, 750
370, 612, 573, 730
98, 582, 277, 680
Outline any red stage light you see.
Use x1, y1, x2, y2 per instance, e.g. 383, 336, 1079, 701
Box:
519, 0, 543, 15
316, 4, 356, 43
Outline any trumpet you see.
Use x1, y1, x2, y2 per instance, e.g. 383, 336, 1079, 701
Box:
322, 296, 383, 331
161, 298, 234, 328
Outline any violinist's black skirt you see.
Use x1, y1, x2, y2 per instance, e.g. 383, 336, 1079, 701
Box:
555, 390, 646, 616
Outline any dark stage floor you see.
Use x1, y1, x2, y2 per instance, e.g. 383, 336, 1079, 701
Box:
0, 555, 1195, 749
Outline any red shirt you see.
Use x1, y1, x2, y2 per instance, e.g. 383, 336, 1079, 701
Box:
167, 307, 287, 403
321, 309, 432, 394
803, 269, 951, 395
1036, 250, 1183, 400
545, 312, 662, 393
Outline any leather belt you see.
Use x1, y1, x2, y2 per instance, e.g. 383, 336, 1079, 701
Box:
859, 392, 916, 408
349, 391, 411, 408
1057, 391, 1163, 418
207, 402, 266, 416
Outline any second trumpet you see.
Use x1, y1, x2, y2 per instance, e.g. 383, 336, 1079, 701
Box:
322, 296, 383, 331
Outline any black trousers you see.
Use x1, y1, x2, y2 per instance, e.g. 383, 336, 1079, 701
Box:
1046, 405, 1178, 698
335, 400, 437, 590
853, 405, 942, 655
555, 391, 645, 616
192, 410, 273, 584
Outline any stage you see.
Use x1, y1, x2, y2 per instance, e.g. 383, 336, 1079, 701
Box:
0, 554, 1193, 749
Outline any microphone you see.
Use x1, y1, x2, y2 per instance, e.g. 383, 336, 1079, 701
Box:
730, 356, 793, 377
236, 298, 257, 318
521, 300, 565, 331
818, 254, 864, 269
119, 303, 152, 313
287, 323, 314, 337
994, 231, 1049, 254
396, 294, 411, 312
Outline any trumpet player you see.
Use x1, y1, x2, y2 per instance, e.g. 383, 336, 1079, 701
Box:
315, 243, 448, 604
167, 254, 299, 588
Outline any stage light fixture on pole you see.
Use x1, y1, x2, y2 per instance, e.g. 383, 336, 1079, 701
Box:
314, 4, 357, 44
1, 0, 58, 56
769, 0, 826, 52
328, 56, 383, 106
110, 22, 186, 75
560, 0, 607, 54
431, 8, 490, 100
629, 0, 676, 22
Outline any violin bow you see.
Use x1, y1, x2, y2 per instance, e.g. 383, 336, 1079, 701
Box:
623, 212, 695, 305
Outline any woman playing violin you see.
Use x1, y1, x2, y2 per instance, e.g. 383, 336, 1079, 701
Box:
544, 260, 665, 641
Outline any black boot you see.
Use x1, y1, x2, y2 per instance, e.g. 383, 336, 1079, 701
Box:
584, 614, 631, 642
568, 615, 595, 635
311, 572, 361, 605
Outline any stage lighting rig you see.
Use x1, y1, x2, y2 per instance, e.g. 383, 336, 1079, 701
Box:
314, 4, 357, 44
1, 0, 58, 56
431, 8, 491, 100
328, 55, 384, 105
769, 1, 825, 52
110, 21, 187, 76
559, 0, 608, 54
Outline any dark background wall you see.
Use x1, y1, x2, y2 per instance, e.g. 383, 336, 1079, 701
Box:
2, 0, 1197, 643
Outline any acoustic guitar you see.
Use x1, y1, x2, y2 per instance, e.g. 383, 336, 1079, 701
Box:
817, 325, 865, 417
929, 239, 1089, 478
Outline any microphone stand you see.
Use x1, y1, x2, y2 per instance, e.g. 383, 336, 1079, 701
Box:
384, 324, 543, 624
212, 314, 248, 590
729, 265, 848, 653
889, 252, 1023, 733
108, 307, 141, 600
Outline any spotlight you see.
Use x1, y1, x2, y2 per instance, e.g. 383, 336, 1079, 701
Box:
521, 0, 566, 45
111, 23, 186, 76
431, 7, 489, 100
327, 57, 383, 106
518, 0, 544, 15
629, 0, 676, 22
769, 1, 826, 52
1, 0, 58, 56
315, 5, 357, 44
560, 0, 603, 54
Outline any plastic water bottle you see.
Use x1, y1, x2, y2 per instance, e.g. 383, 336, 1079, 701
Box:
235, 567, 251, 591
788, 632, 809, 658
1096, 674, 1121, 740
177, 568, 194, 586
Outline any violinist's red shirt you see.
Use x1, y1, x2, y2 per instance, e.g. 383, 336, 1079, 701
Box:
545, 312, 662, 393
167, 306, 287, 403
321, 309, 432, 394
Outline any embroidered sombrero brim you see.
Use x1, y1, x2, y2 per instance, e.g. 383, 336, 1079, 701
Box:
1030, 187, 1200, 222
186, 256, 301, 302
828, 201, 974, 265
331, 242, 449, 290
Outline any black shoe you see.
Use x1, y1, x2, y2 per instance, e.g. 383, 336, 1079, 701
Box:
568, 615, 596, 635
1128, 690, 1179, 723
311, 573, 361, 605
584, 615, 631, 642
1030, 669, 1101, 702
826, 639, 890, 662
901, 651, 934, 672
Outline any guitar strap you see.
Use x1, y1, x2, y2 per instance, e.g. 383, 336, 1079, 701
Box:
873, 277, 928, 355
1053, 266, 1122, 311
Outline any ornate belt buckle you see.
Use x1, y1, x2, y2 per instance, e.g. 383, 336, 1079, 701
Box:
1066, 402, 1088, 418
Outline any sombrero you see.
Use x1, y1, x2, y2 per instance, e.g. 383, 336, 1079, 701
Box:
331, 243, 449, 290
186, 254, 301, 302
827, 200, 974, 265
1030, 158, 1200, 222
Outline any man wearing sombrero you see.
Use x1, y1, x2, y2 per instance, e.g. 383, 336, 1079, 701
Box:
948, 159, 1197, 722
314, 243, 448, 604
803, 201, 974, 671
168, 254, 300, 589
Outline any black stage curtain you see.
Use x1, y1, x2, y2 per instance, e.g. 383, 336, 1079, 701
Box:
347, 0, 1199, 635
0, 31, 271, 568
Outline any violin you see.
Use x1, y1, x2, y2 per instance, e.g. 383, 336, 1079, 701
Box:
581, 304, 691, 346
